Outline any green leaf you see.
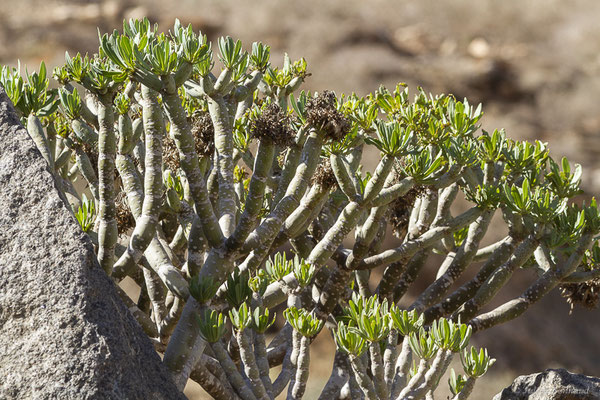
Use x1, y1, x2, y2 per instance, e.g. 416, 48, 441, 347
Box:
229, 302, 251, 331
251, 306, 276, 333
334, 322, 366, 356
408, 327, 438, 360
189, 276, 219, 304
196, 309, 227, 343
218, 36, 245, 70
461, 346, 495, 378
389, 307, 424, 336
284, 306, 324, 337
265, 252, 294, 282
224, 269, 252, 308
73, 193, 96, 232
250, 42, 271, 72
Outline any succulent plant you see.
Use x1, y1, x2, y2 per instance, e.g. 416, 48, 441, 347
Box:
3, 17, 600, 399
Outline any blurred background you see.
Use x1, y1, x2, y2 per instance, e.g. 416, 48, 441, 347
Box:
2, 0, 600, 398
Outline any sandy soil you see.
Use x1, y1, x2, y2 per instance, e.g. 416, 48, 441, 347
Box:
3, 1, 600, 398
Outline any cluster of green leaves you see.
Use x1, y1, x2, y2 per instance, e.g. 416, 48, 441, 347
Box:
263, 54, 307, 93
281, 83, 595, 240
1, 62, 58, 117
332, 293, 489, 389
461, 347, 496, 378
406, 317, 472, 360
224, 269, 252, 308
195, 271, 274, 340
448, 368, 467, 396
74, 194, 96, 233
189, 276, 219, 304
163, 170, 185, 201
58, 88, 82, 120
284, 306, 323, 337
335, 295, 391, 356
52, 17, 275, 100
196, 309, 227, 343
265, 252, 313, 286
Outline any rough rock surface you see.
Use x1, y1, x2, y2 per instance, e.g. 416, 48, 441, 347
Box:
493, 368, 600, 400
0, 87, 185, 399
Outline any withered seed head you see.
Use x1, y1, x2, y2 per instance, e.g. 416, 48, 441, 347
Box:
192, 112, 215, 157
115, 191, 135, 235
162, 135, 180, 171
560, 279, 600, 314
306, 90, 350, 141
250, 103, 294, 146
311, 158, 338, 188
387, 186, 422, 239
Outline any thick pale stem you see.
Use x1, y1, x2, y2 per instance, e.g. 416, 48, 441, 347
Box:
318, 350, 349, 400
237, 330, 269, 400
96, 93, 118, 273
364, 208, 483, 272
27, 114, 54, 169
401, 349, 452, 399
272, 128, 308, 205
411, 210, 494, 312
211, 340, 257, 400
349, 353, 378, 400
456, 234, 539, 322
397, 358, 428, 399
114, 85, 165, 271
384, 330, 399, 388
243, 130, 324, 252
470, 233, 593, 331
453, 377, 476, 400
289, 335, 311, 399
74, 147, 99, 203
162, 85, 224, 248
163, 299, 208, 391
391, 337, 412, 399
227, 140, 275, 249
208, 95, 237, 236
369, 340, 389, 399
190, 363, 241, 400
330, 154, 357, 200
253, 332, 274, 398
423, 235, 520, 323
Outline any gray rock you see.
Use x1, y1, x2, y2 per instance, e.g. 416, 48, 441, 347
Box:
494, 368, 600, 400
0, 87, 185, 399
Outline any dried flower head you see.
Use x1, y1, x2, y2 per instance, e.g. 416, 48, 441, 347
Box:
162, 135, 180, 171
560, 278, 600, 313
192, 112, 215, 157
249, 103, 294, 146
388, 186, 422, 239
311, 158, 337, 188
306, 90, 350, 141
115, 191, 135, 235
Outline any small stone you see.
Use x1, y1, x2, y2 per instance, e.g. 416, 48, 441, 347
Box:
493, 369, 600, 399
468, 37, 491, 59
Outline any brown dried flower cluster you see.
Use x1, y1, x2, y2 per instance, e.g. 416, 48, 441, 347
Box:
249, 103, 294, 146
115, 191, 135, 235
192, 112, 215, 157
305, 90, 350, 141
162, 135, 180, 171
311, 158, 338, 188
388, 187, 422, 239
560, 278, 600, 313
